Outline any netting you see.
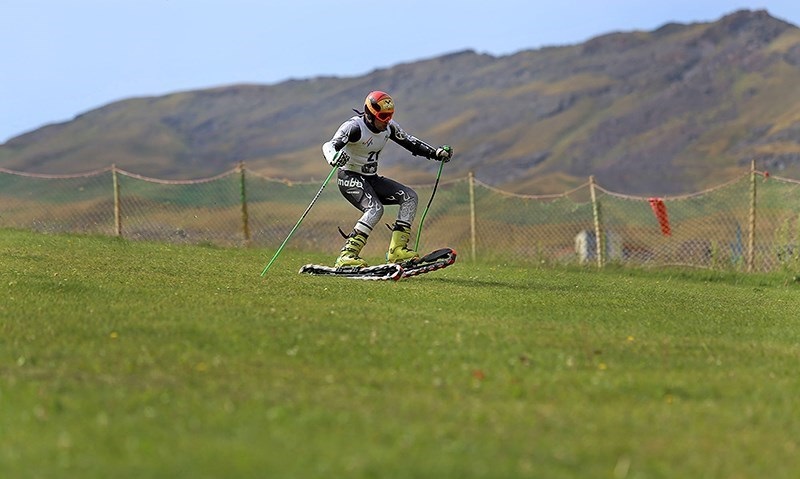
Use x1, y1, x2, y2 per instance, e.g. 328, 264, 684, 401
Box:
752, 175, 800, 273
0, 168, 115, 235
116, 169, 245, 245
596, 176, 752, 269
2, 165, 799, 272
466, 179, 595, 265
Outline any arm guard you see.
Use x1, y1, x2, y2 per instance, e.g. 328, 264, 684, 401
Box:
326, 119, 362, 152
389, 123, 437, 159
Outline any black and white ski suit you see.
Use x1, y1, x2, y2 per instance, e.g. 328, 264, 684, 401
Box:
322, 114, 439, 237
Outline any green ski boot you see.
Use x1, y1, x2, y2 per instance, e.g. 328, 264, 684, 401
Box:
386, 224, 419, 264
335, 231, 369, 268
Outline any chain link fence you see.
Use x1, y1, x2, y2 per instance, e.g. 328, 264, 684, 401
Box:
2, 164, 799, 272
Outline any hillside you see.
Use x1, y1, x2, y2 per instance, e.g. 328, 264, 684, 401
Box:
2, 9, 800, 195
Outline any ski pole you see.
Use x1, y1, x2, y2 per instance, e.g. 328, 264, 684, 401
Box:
261, 165, 338, 276
414, 158, 445, 252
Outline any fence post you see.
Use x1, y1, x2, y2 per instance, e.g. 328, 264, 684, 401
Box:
239, 161, 251, 244
112, 164, 122, 237
468, 171, 477, 262
590, 175, 604, 268
747, 159, 756, 272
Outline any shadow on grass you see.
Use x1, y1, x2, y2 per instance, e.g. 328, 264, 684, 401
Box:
414, 275, 576, 293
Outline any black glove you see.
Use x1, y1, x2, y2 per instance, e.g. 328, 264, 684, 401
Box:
329, 150, 350, 167
435, 145, 453, 163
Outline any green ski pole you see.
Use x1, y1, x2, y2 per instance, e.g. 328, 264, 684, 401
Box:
414, 159, 445, 252
261, 165, 337, 276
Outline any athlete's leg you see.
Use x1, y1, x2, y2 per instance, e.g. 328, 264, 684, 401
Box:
368, 176, 420, 262
368, 176, 418, 227
338, 170, 385, 235
334, 170, 384, 266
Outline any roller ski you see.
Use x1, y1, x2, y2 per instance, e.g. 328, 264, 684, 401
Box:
299, 227, 455, 280
298, 262, 403, 281
299, 222, 454, 280
299, 230, 402, 281
385, 223, 456, 278
395, 247, 457, 278
298, 249, 455, 280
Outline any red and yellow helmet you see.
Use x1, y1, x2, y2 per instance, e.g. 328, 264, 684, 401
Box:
364, 91, 395, 122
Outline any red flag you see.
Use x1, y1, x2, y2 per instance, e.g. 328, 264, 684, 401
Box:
648, 198, 671, 236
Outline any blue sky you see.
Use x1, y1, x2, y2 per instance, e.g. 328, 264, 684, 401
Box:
2, 0, 799, 143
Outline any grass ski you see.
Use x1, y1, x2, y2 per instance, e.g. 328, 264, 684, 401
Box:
299, 248, 455, 281
299, 263, 403, 281
397, 248, 457, 278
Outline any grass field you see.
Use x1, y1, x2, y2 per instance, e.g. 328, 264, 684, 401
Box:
2, 228, 800, 478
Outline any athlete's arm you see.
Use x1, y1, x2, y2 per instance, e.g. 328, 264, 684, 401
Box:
388, 122, 437, 159
322, 118, 363, 163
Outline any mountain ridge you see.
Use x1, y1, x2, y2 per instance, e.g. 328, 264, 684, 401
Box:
2, 9, 800, 195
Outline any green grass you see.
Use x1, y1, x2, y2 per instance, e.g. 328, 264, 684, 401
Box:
2, 229, 800, 479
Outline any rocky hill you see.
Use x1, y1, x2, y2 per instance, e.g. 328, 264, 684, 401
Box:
2, 9, 800, 195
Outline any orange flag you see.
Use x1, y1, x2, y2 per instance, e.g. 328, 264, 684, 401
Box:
648, 198, 671, 236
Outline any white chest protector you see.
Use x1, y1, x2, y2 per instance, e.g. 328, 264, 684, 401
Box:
339, 116, 392, 175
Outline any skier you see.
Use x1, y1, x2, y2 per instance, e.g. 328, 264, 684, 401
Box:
322, 90, 453, 268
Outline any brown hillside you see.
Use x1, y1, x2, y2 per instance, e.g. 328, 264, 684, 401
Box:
2, 9, 799, 195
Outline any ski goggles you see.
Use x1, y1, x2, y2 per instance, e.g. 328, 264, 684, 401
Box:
375, 111, 393, 122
